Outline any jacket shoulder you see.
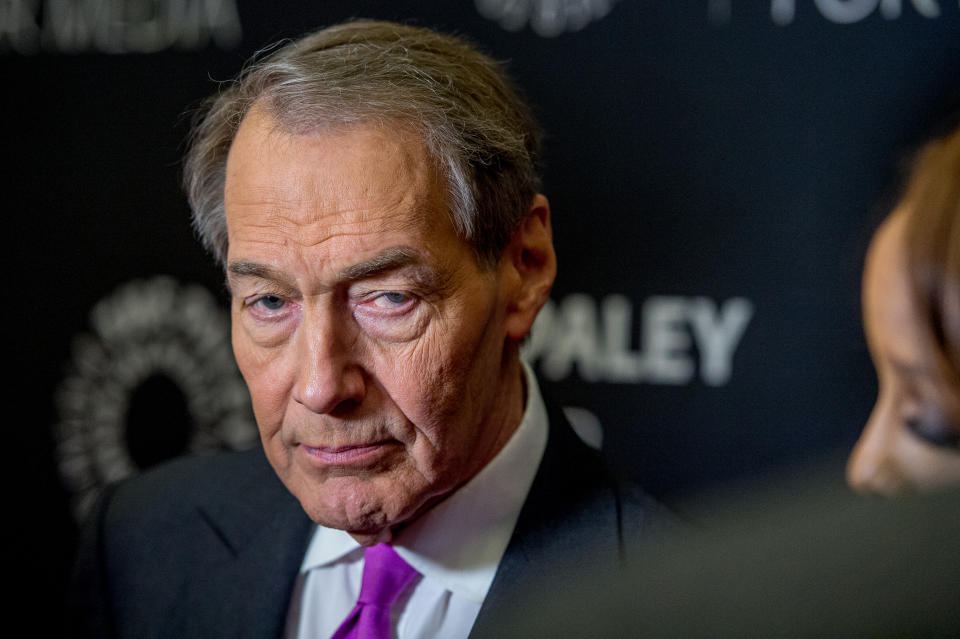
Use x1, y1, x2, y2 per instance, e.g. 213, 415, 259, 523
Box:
68, 448, 310, 639
103, 448, 273, 527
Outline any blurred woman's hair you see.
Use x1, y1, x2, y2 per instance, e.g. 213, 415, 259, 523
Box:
898, 124, 960, 414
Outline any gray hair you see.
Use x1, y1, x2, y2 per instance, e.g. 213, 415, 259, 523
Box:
183, 19, 543, 267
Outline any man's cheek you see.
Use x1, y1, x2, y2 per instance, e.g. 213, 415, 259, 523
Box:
401, 344, 461, 410
374, 339, 433, 392
244, 367, 289, 429
232, 332, 261, 379
234, 334, 289, 396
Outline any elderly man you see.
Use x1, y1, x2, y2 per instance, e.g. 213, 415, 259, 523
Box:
72, 20, 667, 639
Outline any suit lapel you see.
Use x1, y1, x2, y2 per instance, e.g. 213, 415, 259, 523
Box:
183, 450, 314, 638
469, 400, 622, 638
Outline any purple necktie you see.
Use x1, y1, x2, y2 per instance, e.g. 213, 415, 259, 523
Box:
331, 544, 420, 639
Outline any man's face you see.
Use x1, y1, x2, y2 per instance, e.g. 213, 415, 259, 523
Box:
223, 108, 532, 542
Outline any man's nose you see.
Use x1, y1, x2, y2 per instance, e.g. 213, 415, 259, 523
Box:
847, 403, 902, 495
291, 309, 366, 416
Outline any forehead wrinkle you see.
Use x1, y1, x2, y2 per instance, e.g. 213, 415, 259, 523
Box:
230, 170, 424, 228
258, 195, 438, 250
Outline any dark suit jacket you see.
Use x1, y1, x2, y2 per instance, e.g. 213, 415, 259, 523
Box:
69, 401, 668, 638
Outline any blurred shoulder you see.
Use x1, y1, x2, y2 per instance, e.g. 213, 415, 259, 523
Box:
101, 448, 277, 529
615, 477, 682, 539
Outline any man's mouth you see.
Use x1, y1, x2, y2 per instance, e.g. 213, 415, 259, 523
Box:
300, 441, 395, 465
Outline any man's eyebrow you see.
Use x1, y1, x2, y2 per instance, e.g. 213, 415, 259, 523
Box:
227, 247, 450, 292
227, 261, 290, 284
338, 247, 451, 294
338, 246, 421, 281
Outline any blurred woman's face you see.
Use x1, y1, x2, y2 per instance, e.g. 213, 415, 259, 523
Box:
847, 211, 960, 494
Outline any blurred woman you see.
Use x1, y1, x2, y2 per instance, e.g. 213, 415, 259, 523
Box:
848, 124, 960, 494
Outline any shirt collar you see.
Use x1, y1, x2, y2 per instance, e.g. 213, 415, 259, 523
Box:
298, 361, 549, 604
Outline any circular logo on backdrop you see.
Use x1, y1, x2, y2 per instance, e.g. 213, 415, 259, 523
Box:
54, 276, 258, 522
475, 0, 619, 37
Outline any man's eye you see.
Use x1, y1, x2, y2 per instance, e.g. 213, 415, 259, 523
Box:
255, 295, 286, 311
372, 292, 411, 308
384, 292, 408, 304
905, 416, 960, 451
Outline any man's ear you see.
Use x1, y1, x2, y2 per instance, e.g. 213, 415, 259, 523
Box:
502, 194, 557, 341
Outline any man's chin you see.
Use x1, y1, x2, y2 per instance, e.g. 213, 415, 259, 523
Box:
292, 478, 403, 539
347, 528, 395, 546
298, 497, 389, 532
283, 466, 447, 542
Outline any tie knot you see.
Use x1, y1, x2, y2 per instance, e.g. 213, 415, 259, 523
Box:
357, 544, 419, 608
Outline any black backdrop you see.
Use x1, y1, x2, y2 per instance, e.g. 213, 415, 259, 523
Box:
6, 0, 959, 622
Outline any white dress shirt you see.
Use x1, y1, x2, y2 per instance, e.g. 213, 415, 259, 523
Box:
283, 362, 549, 639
